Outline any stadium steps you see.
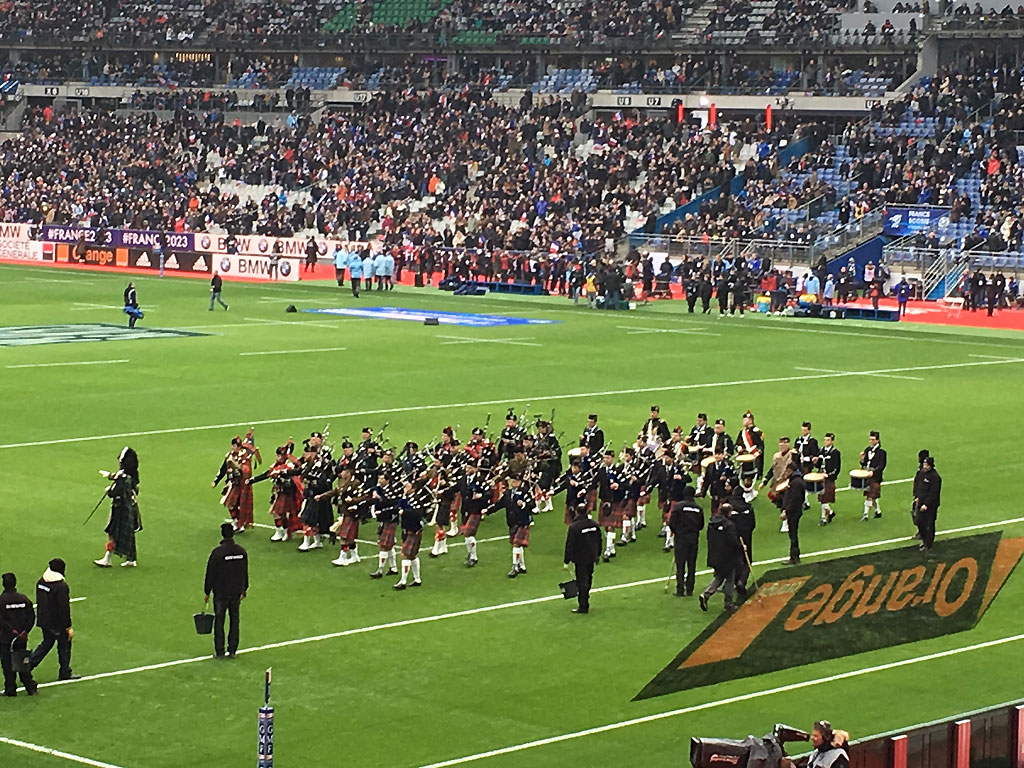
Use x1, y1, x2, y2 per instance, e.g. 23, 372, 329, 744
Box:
817, 218, 885, 262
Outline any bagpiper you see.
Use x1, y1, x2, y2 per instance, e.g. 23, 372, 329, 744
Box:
94, 447, 142, 568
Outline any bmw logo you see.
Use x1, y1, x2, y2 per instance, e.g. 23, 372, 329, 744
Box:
258, 239, 269, 253
200, 235, 211, 250
279, 260, 292, 277
219, 257, 231, 273
318, 242, 327, 255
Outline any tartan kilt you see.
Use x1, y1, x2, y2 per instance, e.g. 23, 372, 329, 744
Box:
377, 522, 397, 550
401, 529, 423, 559
237, 484, 254, 528
586, 488, 598, 512
460, 514, 482, 537
223, 483, 241, 513
271, 493, 303, 531
338, 514, 360, 543
623, 498, 637, 520
510, 525, 530, 548
637, 490, 651, 505
818, 477, 837, 504
865, 481, 882, 500
104, 503, 139, 560
598, 500, 624, 529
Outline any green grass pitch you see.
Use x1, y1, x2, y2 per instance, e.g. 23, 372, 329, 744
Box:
0, 261, 1023, 768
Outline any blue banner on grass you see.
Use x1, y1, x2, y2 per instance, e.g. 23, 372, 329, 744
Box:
303, 307, 557, 327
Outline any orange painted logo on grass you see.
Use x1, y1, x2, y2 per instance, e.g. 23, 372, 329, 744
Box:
635, 532, 1024, 701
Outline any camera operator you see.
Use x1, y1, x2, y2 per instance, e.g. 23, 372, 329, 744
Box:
783, 721, 849, 768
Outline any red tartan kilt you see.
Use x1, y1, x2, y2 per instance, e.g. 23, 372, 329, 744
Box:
271, 495, 303, 532
492, 481, 507, 503
864, 481, 882, 500
510, 525, 530, 548
338, 515, 360, 543
586, 488, 597, 512
638, 492, 651, 505
402, 529, 423, 559
623, 499, 637, 519
564, 505, 573, 525
223, 484, 241, 511
818, 477, 837, 504
598, 501, 624, 529
460, 514, 481, 537
378, 522, 397, 550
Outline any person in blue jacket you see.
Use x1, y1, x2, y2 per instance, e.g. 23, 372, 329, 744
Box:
347, 251, 363, 298
895, 275, 912, 316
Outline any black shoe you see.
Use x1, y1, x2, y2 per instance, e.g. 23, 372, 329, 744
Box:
58, 673, 81, 680
609, 551, 616, 558
602, 555, 610, 563
662, 544, 673, 552
673, 591, 686, 597
1, 691, 15, 697
227, 652, 236, 659
874, 511, 882, 519
387, 568, 399, 575
637, 523, 646, 530
507, 567, 519, 578
214, 653, 225, 660
428, 552, 439, 558
571, 607, 589, 614
787, 557, 801, 565
723, 603, 736, 612
617, 539, 628, 547
369, 570, 383, 579
517, 566, 527, 575
393, 583, 407, 591
656, 530, 666, 538
802, 502, 811, 511
409, 581, 422, 588
698, 594, 709, 612
25, 687, 38, 696
685, 589, 693, 597
918, 543, 931, 551
736, 583, 748, 597
466, 557, 477, 567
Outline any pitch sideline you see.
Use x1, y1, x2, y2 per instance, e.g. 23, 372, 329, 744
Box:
2, 357, 1022, 450
0, 735, 125, 768
416, 632, 1024, 768
24, 514, 1024, 694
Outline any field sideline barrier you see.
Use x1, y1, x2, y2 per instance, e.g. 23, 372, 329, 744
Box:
833, 699, 1024, 768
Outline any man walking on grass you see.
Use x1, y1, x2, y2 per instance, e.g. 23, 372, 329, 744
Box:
209, 271, 229, 311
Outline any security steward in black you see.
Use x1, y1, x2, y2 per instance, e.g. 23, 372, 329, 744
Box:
723, 477, 756, 593
28, 557, 77, 680
913, 455, 942, 551
0, 572, 38, 696
563, 504, 602, 614
204, 523, 249, 659
783, 460, 807, 564
667, 485, 704, 597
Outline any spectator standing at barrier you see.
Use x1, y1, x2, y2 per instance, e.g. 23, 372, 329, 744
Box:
895, 276, 911, 316
28, 558, 78, 681
374, 249, 386, 290
969, 269, 986, 312
269, 241, 282, 281
0, 572, 38, 697
203, 523, 248, 659
383, 249, 395, 291
333, 244, 347, 287
362, 251, 374, 291
347, 250, 363, 297
913, 455, 942, 551
304, 236, 318, 274
822, 274, 836, 306
209, 272, 228, 311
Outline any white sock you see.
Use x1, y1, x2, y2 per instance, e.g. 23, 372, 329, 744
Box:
313, 534, 321, 546
511, 548, 518, 567
637, 505, 646, 525
873, 499, 881, 515
863, 501, 872, 517
440, 538, 448, 554
387, 550, 396, 570
399, 559, 411, 584
411, 557, 421, 582
666, 531, 675, 547
350, 543, 359, 560
465, 536, 474, 556
605, 531, 615, 551
622, 519, 632, 539
378, 551, 387, 570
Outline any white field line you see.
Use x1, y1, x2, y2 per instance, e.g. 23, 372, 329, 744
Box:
794, 365, 925, 382
24, 277, 95, 285
0, 736, 125, 768
70, 597, 87, 603
438, 335, 541, 348
24, 513, 1024, 695
969, 354, 1024, 361
3, 357, 1021, 450
617, 325, 720, 337
239, 346, 347, 357
5, 359, 129, 370
417, 632, 1024, 768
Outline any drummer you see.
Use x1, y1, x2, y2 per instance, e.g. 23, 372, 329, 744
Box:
795, 421, 820, 509
667, 425, 687, 461
817, 432, 841, 525
761, 436, 795, 524
686, 413, 712, 453
735, 410, 765, 479
708, 418, 734, 458
859, 430, 887, 521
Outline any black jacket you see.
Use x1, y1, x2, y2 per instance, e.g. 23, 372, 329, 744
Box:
667, 499, 705, 542
727, 493, 756, 542
36, 575, 71, 631
0, 589, 35, 641
913, 467, 942, 511
784, 474, 807, 519
706, 513, 742, 570
204, 539, 249, 597
564, 514, 602, 565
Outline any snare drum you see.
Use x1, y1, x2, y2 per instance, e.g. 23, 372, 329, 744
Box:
735, 453, 757, 478
803, 472, 826, 494
774, 479, 790, 494
568, 447, 584, 459
700, 456, 716, 470
850, 469, 873, 489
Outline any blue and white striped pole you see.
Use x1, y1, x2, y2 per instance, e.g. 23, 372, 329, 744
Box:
258, 668, 274, 768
